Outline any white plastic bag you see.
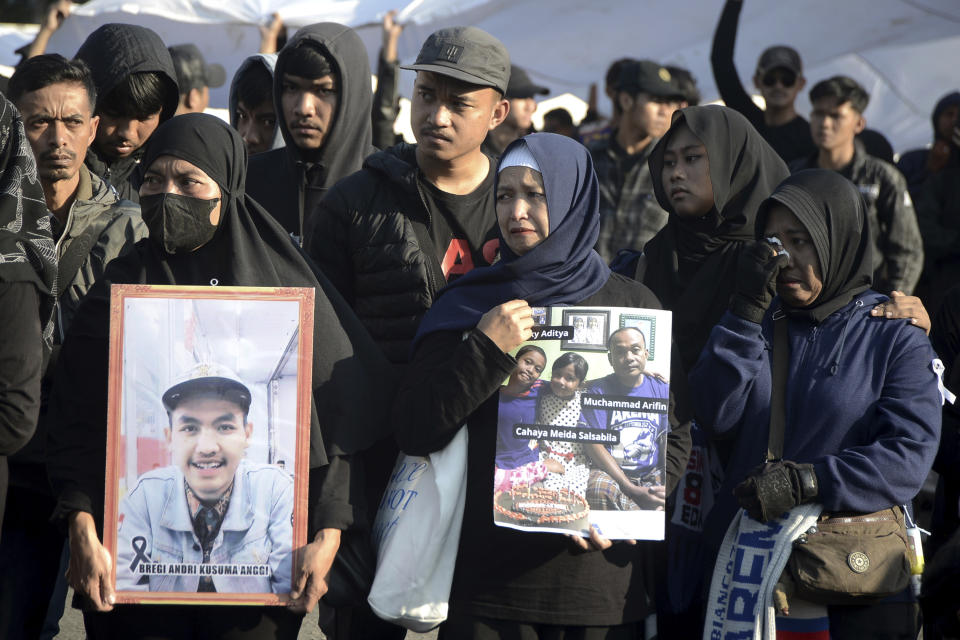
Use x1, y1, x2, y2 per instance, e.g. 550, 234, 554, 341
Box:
367, 426, 468, 632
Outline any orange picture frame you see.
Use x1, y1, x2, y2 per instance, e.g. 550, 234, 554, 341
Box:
103, 284, 314, 605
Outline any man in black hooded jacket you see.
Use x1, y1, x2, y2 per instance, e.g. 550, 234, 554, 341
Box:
74, 24, 179, 203
304, 26, 509, 365
246, 23, 375, 245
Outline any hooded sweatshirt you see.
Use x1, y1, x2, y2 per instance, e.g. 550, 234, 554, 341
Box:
228, 53, 285, 152
75, 24, 179, 203
246, 23, 375, 242
898, 91, 960, 191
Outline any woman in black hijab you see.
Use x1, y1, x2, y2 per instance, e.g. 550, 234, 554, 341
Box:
643, 105, 789, 372
692, 170, 941, 638
47, 113, 391, 639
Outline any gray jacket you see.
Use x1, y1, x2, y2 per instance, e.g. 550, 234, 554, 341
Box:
54, 165, 146, 339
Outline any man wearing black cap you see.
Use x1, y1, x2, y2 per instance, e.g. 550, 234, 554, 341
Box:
305, 25, 509, 365
483, 64, 548, 157
589, 59, 679, 263
169, 44, 226, 115
711, 0, 814, 164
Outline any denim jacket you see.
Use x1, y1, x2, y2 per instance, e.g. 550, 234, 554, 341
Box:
116, 460, 293, 594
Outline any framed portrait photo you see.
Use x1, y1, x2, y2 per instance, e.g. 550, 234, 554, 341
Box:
103, 285, 314, 605
560, 309, 610, 352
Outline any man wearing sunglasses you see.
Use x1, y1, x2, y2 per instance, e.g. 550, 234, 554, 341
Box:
710, 0, 814, 164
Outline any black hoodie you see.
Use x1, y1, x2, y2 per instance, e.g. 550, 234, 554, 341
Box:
246, 23, 375, 242
75, 24, 179, 203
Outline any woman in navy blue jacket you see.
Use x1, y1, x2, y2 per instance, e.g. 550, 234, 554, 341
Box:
690, 169, 942, 638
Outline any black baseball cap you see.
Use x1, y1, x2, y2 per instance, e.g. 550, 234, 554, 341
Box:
615, 60, 677, 98
168, 44, 226, 92
402, 26, 510, 94
506, 65, 549, 99
756, 46, 802, 75
162, 363, 251, 414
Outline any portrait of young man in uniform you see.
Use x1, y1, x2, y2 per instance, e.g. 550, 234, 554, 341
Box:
116, 363, 294, 595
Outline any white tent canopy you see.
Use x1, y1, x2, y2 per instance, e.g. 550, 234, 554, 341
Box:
9, 0, 960, 154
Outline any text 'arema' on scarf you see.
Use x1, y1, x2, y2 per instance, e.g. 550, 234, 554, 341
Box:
757, 169, 873, 323
413, 132, 611, 348
644, 104, 789, 370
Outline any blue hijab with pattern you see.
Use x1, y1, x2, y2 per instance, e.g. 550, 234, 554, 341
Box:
413, 132, 610, 350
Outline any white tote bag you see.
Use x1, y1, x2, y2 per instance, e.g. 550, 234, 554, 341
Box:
367, 426, 468, 632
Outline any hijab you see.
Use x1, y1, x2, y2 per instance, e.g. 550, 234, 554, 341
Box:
757, 169, 873, 323
413, 133, 611, 347
68, 113, 392, 460
645, 105, 789, 369
0, 97, 56, 345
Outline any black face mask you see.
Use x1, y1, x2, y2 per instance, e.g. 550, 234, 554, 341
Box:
140, 193, 220, 255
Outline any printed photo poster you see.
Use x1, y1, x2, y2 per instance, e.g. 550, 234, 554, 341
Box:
493, 306, 672, 540
103, 285, 314, 605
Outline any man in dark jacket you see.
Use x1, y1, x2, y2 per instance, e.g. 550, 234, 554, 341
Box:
712, 0, 897, 166
482, 64, 548, 157
246, 23, 375, 244
711, 0, 813, 164
898, 91, 960, 192
590, 59, 679, 262
791, 76, 923, 295
3, 54, 147, 640
74, 24, 179, 203
304, 26, 510, 365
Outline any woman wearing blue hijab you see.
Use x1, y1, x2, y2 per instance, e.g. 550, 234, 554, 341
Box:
395, 133, 692, 638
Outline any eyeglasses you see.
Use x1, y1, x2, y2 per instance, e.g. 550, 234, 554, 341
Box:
761, 70, 797, 89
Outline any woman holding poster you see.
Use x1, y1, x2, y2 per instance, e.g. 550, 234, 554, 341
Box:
395, 133, 691, 637
46, 114, 391, 638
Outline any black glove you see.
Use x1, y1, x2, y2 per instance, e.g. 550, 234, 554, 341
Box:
730, 241, 789, 324
734, 460, 819, 522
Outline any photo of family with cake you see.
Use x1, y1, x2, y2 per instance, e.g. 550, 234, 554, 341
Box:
493, 306, 673, 540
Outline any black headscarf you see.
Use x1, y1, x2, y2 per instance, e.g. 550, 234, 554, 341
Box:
413, 133, 610, 348
644, 105, 789, 369
73, 114, 391, 461
0, 97, 56, 344
757, 169, 873, 323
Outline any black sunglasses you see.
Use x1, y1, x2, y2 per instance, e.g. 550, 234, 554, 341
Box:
761, 70, 797, 88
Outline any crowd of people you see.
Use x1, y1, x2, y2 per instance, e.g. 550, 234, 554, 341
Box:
0, 0, 957, 638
